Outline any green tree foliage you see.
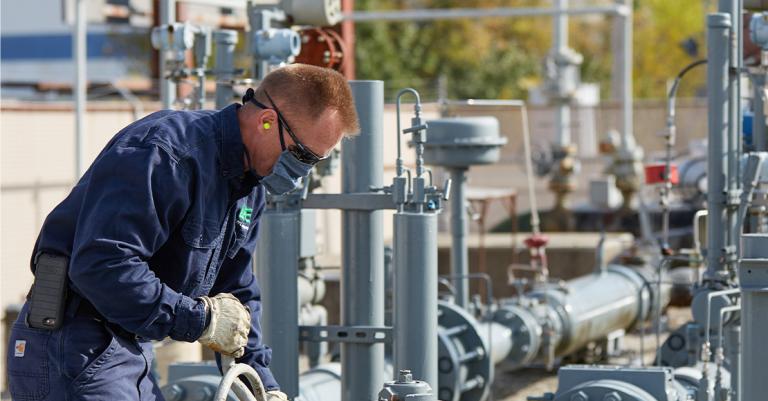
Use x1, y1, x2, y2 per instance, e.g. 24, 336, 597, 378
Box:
354, 0, 547, 100
354, 0, 707, 101
631, 0, 707, 98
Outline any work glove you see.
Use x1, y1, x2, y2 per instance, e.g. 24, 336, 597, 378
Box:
265, 390, 289, 401
197, 293, 251, 358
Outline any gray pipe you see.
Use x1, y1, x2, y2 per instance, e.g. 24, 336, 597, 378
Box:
739, 234, 768, 401
754, 74, 766, 151
394, 212, 439, 392
74, 0, 86, 178
706, 13, 732, 280
495, 264, 666, 367
543, 266, 656, 356
214, 30, 238, 109
722, 0, 744, 269
340, 81, 386, 401
554, 0, 571, 148
255, 207, 300, 398
159, 0, 176, 109
481, 322, 514, 365
448, 168, 469, 308
613, 0, 633, 151
345, 4, 627, 22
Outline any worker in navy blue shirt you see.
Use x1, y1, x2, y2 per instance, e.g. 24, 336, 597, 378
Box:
6, 64, 360, 401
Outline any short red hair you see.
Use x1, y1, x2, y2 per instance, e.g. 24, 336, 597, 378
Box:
255, 64, 360, 137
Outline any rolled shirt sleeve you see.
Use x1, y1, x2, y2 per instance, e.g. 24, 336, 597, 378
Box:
68, 143, 207, 341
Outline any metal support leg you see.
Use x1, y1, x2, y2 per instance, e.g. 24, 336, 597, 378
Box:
340, 80, 385, 401
449, 168, 469, 308
255, 205, 300, 398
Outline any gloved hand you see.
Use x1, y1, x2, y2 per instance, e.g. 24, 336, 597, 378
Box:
265, 390, 289, 401
197, 293, 250, 358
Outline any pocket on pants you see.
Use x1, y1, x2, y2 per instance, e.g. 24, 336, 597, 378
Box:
6, 323, 52, 401
61, 318, 115, 382
70, 329, 119, 391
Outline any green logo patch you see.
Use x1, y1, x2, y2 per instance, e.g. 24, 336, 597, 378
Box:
238, 207, 253, 225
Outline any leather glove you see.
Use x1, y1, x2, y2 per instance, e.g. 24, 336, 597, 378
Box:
265, 390, 289, 401
197, 293, 250, 358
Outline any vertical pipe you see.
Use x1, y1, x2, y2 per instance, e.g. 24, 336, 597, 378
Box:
449, 168, 469, 308
159, 0, 176, 109
74, 0, 87, 178
706, 13, 732, 280
393, 212, 438, 392
620, 0, 633, 150
340, 80, 385, 401
754, 74, 766, 152
721, 0, 742, 268
214, 30, 239, 109
553, 0, 571, 147
256, 207, 300, 398
739, 234, 768, 401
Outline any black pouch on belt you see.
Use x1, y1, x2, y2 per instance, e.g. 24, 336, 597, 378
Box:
26, 253, 69, 330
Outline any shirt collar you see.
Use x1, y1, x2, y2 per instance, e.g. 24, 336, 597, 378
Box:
218, 103, 246, 180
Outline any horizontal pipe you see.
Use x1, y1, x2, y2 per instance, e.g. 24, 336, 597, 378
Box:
344, 5, 627, 22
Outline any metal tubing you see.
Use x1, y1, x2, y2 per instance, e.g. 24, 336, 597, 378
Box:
213, 30, 238, 109
706, 13, 732, 280
394, 212, 439, 391
255, 208, 300, 398
74, 0, 87, 178
159, 0, 176, 109
340, 81, 385, 401
344, 4, 627, 22
739, 234, 768, 401
449, 168, 469, 308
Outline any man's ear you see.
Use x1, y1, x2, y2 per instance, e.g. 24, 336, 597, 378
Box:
257, 109, 277, 134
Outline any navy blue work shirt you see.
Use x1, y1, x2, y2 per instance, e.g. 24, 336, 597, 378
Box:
30, 104, 278, 389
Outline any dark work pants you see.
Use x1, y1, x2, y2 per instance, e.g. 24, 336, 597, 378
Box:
6, 303, 164, 401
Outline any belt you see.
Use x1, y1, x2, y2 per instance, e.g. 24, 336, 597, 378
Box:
75, 298, 138, 341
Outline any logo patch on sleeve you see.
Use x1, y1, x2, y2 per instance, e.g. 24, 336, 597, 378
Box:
14, 340, 26, 357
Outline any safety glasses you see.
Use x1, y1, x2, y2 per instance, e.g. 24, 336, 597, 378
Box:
247, 89, 328, 166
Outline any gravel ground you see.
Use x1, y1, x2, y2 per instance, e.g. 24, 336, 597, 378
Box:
493, 307, 693, 401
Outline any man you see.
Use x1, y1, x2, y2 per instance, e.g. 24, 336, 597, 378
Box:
6, 64, 359, 400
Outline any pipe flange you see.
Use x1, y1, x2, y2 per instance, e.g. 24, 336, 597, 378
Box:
492, 304, 541, 370
437, 301, 492, 401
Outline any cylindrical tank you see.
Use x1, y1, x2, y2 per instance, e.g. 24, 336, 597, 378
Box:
393, 212, 439, 392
